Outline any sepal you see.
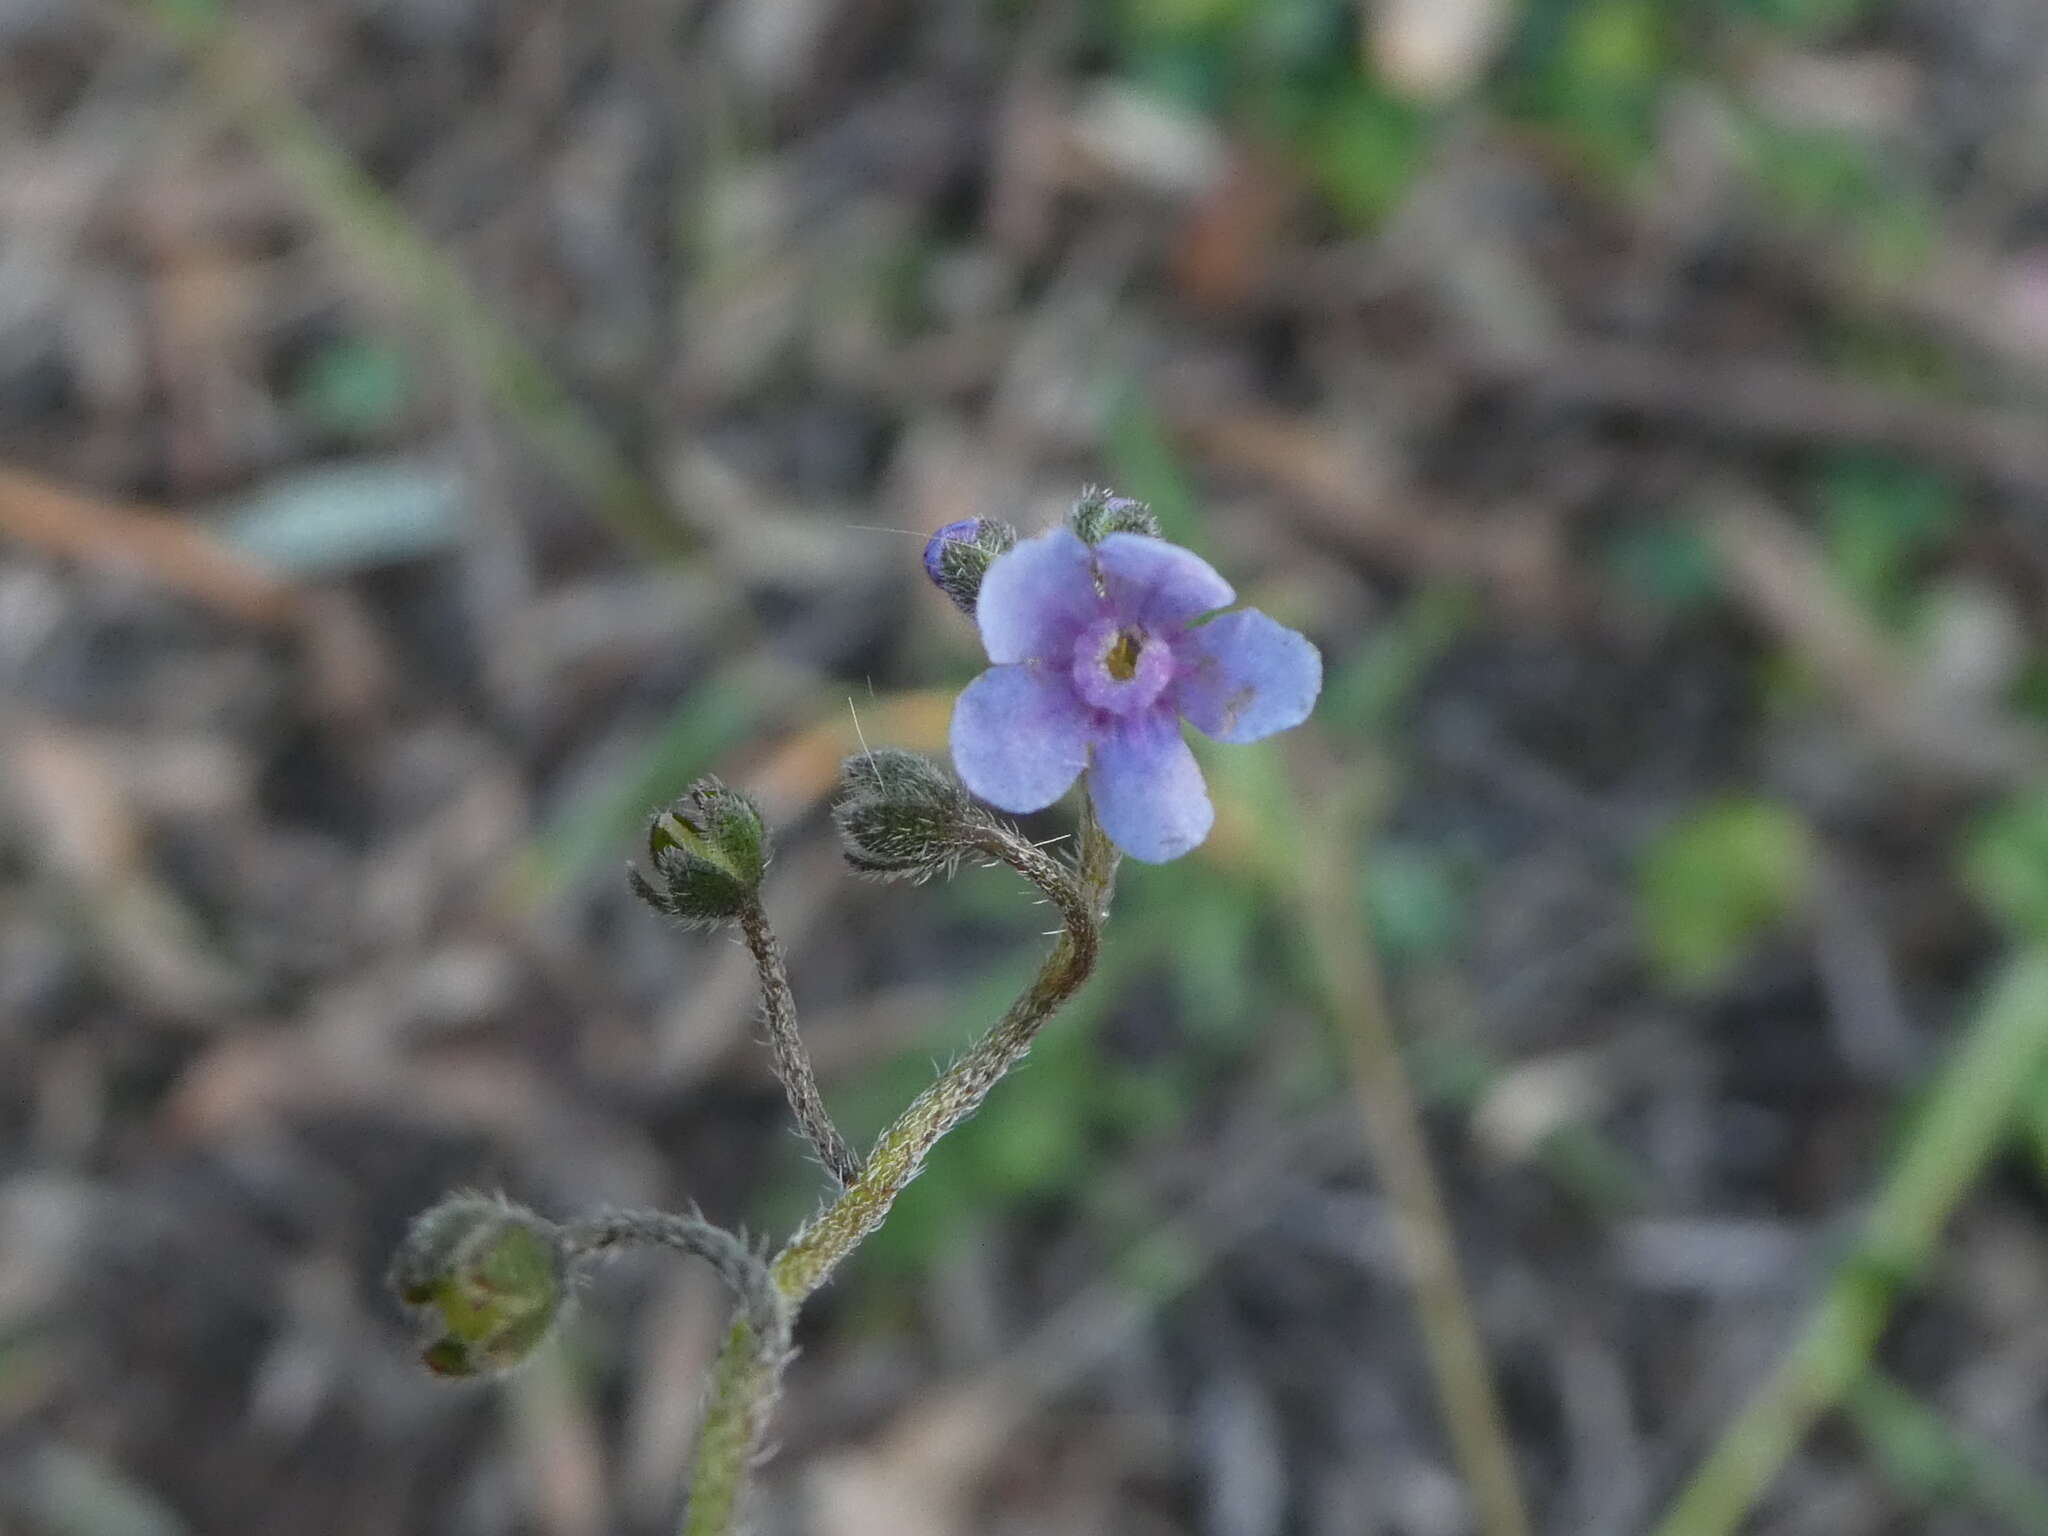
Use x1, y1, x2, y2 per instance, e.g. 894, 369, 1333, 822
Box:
629, 779, 768, 927
832, 748, 982, 882
1068, 487, 1159, 544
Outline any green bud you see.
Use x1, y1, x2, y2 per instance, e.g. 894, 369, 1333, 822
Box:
922, 518, 1018, 617
1068, 488, 1159, 544
833, 749, 980, 882
628, 778, 768, 927
389, 1194, 568, 1378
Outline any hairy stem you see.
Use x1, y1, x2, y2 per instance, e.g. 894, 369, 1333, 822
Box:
680, 1318, 790, 1536
737, 902, 861, 1187
562, 1209, 783, 1341
563, 1209, 795, 1536
675, 803, 1117, 1534
773, 809, 1115, 1301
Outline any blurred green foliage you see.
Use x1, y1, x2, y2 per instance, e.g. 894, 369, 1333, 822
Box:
1299, 84, 1429, 227
1602, 522, 1724, 612
1098, 0, 1923, 233
293, 336, 413, 437
1317, 586, 1474, 734
1506, 0, 1672, 170
1111, 0, 1429, 226
1964, 793, 2048, 943
1738, 118, 1938, 277
1112, 0, 1355, 117
1638, 797, 1814, 990
1365, 842, 1473, 963
2015, 660, 2048, 726
1848, 1371, 2048, 1532
1103, 389, 1204, 543
1816, 453, 1960, 627
1726, 0, 1878, 36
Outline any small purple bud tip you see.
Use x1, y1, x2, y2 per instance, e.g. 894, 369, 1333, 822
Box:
924, 519, 985, 586
922, 517, 1018, 618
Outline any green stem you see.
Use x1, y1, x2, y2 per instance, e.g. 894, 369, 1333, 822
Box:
774, 810, 1113, 1303
1847, 1369, 2048, 1533
679, 1319, 787, 1536
1652, 949, 2048, 1536
1291, 786, 1533, 1536
557, 1210, 792, 1536
676, 802, 1118, 1532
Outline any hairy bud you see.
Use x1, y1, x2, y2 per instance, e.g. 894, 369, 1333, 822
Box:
1068, 487, 1159, 544
922, 518, 1018, 617
628, 779, 768, 927
833, 749, 983, 882
390, 1195, 569, 1378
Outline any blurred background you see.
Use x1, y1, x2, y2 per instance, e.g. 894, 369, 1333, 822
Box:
7, 1, 2048, 1533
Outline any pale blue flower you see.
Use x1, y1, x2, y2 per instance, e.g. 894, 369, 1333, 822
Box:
943, 526, 1321, 862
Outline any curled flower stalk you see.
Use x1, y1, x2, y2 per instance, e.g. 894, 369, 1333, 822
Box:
386, 492, 1318, 1536
561, 1209, 785, 1343
773, 799, 1116, 1300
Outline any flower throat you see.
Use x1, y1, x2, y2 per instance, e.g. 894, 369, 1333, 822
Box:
1105, 629, 1144, 682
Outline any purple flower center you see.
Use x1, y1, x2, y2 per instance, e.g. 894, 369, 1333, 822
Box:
1071, 616, 1174, 715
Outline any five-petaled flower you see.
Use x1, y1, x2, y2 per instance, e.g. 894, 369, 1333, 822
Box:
943, 525, 1321, 862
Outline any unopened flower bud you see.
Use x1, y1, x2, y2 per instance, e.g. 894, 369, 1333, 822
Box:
833, 748, 980, 882
922, 518, 1018, 617
389, 1195, 568, 1378
628, 779, 768, 927
1068, 487, 1159, 544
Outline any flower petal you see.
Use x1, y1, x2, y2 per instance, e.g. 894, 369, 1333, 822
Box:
1093, 533, 1234, 630
950, 664, 1091, 813
1175, 609, 1322, 743
976, 527, 1103, 664
1087, 708, 1213, 863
